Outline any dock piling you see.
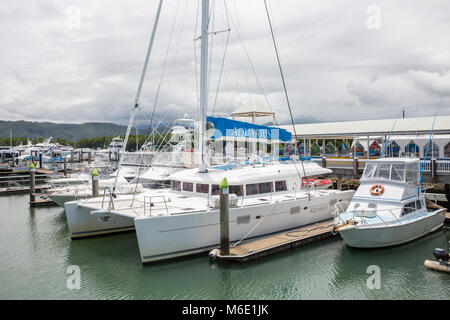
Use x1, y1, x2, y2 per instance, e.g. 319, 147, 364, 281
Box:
352, 158, 359, 178
321, 157, 327, 168
220, 177, 230, 256
63, 158, 67, 177
29, 163, 35, 204
431, 158, 437, 182
337, 177, 342, 190
92, 168, 99, 197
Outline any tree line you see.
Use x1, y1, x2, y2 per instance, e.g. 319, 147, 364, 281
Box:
0, 134, 172, 152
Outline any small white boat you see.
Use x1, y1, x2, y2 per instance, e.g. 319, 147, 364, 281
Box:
48, 176, 143, 207
335, 158, 446, 248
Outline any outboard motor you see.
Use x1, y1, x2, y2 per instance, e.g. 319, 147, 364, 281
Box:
433, 248, 449, 265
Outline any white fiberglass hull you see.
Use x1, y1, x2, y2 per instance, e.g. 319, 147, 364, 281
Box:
339, 209, 446, 248
135, 191, 354, 264
64, 200, 135, 239
49, 194, 89, 207
139, 167, 186, 185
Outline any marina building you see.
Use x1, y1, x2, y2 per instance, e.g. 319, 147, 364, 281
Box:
279, 116, 450, 159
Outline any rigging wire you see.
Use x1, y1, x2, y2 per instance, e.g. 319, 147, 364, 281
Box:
212, 0, 231, 116
129, 0, 182, 205
148, 0, 181, 147
263, 0, 310, 199
418, 102, 440, 196
225, 4, 273, 114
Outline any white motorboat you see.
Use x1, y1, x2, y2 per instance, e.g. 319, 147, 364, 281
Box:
108, 136, 124, 161
334, 158, 446, 248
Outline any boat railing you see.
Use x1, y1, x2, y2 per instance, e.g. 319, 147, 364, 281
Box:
101, 187, 115, 210
335, 207, 406, 227
331, 200, 350, 218
143, 195, 169, 216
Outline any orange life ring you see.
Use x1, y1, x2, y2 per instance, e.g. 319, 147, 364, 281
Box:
370, 184, 384, 196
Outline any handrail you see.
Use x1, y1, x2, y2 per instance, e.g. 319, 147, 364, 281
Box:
144, 195, 169, 216
100, 187, 115, 211
336, 206, 419, 227
102, 188, 107, 208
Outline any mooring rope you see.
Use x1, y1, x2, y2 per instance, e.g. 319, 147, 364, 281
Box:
232, 203, 275, 248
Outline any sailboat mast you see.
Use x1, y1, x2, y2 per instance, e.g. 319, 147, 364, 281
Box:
112, 0, 163, 193
198, 0, 209, 172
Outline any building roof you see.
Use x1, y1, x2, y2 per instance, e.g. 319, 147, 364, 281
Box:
232, 99, 274, 117
279, 116, 450, 139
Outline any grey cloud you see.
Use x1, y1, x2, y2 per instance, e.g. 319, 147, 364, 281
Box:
0, 0, 449, 127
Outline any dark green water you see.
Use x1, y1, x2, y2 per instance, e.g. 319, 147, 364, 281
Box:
1, 194, 449, 300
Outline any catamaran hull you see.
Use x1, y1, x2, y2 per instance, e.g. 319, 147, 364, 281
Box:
64, 201, 135, 239
339, 209, 446, 248
135, 191, 355, 264
139, 167, 186, 186
49, 194, 90, 207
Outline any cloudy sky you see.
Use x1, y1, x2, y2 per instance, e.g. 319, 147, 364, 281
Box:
1, 0, 449, 126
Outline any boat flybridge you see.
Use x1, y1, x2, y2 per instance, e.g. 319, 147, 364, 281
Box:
64, 160, 355, 263
108, 136, 124, 161
137, 114, 198, 186
334, 158, 446, 248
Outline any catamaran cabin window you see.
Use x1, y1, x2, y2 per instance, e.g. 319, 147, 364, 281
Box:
183, 182, 193, 192
229, 185, 243, 196
212, 184, 220, 195
196, 183, 209, 194
171, 180, 181, 191
246, 182, 273, 196
275, 180, 287, 192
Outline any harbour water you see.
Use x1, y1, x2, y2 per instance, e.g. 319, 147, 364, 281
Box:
1, 194, 449, 300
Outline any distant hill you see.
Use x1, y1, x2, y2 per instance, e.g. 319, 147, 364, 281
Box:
0, 120, 131, 142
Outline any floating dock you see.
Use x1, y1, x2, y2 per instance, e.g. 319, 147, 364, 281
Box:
215, 220, 336, 263
0, 185, 52, 196
29, 193, 57, 207
214, 209, 450, 263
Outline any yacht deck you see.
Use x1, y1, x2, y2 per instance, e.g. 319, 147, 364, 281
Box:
79, 188, 344, 219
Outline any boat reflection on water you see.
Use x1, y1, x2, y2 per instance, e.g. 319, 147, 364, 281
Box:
329, 226, 449, 298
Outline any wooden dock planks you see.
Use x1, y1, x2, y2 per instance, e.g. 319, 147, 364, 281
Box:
216, 210, 450, 263
217, 220, 336, 263
29, 195, 57, 207
0, 185, 52, 196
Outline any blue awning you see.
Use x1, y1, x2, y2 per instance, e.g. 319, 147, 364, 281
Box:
207, 116, 292, 142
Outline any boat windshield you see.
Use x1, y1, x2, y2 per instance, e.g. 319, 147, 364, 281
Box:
362, 162, 409, 182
